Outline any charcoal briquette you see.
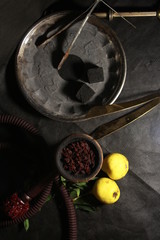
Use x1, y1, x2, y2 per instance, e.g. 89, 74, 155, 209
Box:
76, 83, 95, 103
87, 66, 104, 83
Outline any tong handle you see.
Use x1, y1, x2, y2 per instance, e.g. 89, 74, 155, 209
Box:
91, 97, 160, 140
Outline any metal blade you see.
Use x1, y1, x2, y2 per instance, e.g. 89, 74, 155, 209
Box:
78, 91, 160, 121
91, 97, 160, 140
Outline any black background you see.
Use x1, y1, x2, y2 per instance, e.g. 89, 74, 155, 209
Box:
0, 0, 160, 239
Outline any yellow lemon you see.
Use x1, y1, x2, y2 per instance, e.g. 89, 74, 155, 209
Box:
102, 153, 129, 180
92, 177, 120, 204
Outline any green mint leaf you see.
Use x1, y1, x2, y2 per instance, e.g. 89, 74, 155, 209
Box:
45, 194, 52, 202
75, 204, 96, 212
70, 190, 78, 199
24, 219, 29, 231
61, 176, 67, 186
90, 177, 99, 181
75, 188, 80, 197
76, 184, 87, 190
74, 182, 87, 187
60, 176, 66, 182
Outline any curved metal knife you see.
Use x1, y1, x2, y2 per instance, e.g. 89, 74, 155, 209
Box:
78, 91, 160, 121
91, 97, 160, 140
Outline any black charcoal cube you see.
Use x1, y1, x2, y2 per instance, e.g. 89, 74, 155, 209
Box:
76, 83, 95, 103
87, 66, 104, 83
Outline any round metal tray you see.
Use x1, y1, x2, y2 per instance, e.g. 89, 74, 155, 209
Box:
16, 12, 127, 121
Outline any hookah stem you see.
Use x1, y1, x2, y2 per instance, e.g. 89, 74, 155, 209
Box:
0, 181, 53, 228
20, 172, 53, 203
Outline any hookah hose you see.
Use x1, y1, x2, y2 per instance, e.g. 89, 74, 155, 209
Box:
54, 175, 77, 240
0, 114, 77, 240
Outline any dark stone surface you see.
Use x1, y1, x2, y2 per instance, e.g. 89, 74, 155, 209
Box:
0, 0, 160, 240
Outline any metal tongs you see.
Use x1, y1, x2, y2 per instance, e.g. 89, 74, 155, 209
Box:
82, 91, 160, 140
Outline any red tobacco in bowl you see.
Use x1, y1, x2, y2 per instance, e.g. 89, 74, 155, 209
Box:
62, 140, 95, 175
56, 133, 103, 183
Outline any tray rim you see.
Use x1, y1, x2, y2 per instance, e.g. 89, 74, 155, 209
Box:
15, 11, 127, 122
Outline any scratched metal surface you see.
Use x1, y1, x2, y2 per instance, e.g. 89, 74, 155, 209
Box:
16, 12, 126, 121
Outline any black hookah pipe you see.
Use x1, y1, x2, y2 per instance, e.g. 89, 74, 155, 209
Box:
0, 114, 77, 240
